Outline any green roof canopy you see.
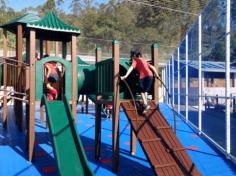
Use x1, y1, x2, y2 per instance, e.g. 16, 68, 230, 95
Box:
0, 13, 40, 34
27, 12, 80, 35
1, 12, 80, 41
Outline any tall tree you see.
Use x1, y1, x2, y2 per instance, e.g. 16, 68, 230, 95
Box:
40, 0, 64, 15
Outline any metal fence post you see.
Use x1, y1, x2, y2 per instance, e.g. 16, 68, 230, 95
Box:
186, 34, 189, 122
178, 47, 180, 114
168, 60, 171, 104
172, 55, 175, 106
198, 14, 202, 133
226, 0, 231, 156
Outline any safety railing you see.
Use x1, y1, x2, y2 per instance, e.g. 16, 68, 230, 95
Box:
0, 57, 29, 102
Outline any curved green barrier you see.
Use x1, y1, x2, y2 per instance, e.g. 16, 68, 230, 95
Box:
77, 57, 140, 100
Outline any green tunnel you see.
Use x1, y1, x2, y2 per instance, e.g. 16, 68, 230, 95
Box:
0, 56, 139, 101
77, 57, 140, 100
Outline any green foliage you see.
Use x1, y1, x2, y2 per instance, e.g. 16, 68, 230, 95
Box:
0, 0, 208, 61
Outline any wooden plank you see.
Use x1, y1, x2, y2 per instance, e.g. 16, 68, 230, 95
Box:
149, 102, 201, 175
123, 102, 182, 176
122, 101, 201, 176
141, 116, 177, 176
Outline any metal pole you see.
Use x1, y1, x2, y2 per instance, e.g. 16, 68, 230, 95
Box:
168, 60, 171, 104
198, 14, 202, 133
178, 47, 180, 114
226, 0, 231, 156
186, 34, 189, 122
172, 55, 175, 106
165, 65, 168, 103
163, 67, 165, 102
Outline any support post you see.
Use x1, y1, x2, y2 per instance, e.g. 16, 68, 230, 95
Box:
39, 40, 44, 58
81, 95, 84, 113
86, 96, 89, 114
16, 24, 23, 131
71, 35, 77, 120
112, 40, 120, 172
40, 106, 44, 123
55, 41, 59, 57
95, 47, 102, 160
151, 43, 159, 104
2, 29, 8, 128
130, 129, 136, 155
28, 29, 36, 162
46, 40, 51, 55
62, 42, 67, 59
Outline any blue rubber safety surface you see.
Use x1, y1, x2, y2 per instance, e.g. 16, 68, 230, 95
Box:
0, 103, 236, 176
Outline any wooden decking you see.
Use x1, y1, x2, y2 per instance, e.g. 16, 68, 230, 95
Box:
121, 101, 201, 176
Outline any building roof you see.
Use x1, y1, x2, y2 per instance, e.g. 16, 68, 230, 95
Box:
179, 60, 236, 73
27, 12, 80, 35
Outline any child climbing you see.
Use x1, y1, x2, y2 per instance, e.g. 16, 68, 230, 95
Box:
45, 59, 59, 101
104, 103, 113, 118
45, 61, 59, 82
46, 82, 58, 101
121, 49, 159, 113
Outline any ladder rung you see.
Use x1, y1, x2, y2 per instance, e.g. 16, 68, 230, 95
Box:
155, 126, 171, 130
141, 138, 161, 143
131, 118, 146, 122
149, 107, 157, 110
167, 147, 186, 153
154, 162, 176, 168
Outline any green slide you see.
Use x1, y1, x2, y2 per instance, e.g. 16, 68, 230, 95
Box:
42, 96, 94, 176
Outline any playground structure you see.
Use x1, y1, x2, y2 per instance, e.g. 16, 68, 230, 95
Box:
0, 12, 201, 175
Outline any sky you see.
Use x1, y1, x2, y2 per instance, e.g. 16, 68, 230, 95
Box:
7, 0, 108, 13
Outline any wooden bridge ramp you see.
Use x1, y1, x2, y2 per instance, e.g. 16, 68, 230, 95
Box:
121, 101, 201, 176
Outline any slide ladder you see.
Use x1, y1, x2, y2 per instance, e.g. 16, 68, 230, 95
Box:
121, 101, 201, 176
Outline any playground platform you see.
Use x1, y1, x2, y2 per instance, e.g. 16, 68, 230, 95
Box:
1, 103, 236, 176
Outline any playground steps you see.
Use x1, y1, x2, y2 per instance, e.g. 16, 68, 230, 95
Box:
121, 101, 201, 176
